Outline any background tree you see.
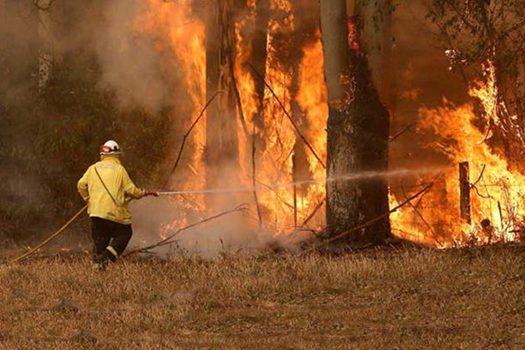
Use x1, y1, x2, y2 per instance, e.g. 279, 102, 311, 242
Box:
205, 0, 240, 209
428, 0, 525, 166
35, 0, 55, 92
320, 0, 392, 245
249, 0, 270, 137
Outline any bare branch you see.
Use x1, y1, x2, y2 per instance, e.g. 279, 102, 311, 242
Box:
163, 90, 224, 188
389, 123, 416, 142
306, 182, 434, 253
247, 63, 326, 169
124, 204, 248, 256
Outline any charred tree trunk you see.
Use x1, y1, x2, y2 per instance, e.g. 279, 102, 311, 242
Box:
205, 0, 240, 208
321, 0, 391, 245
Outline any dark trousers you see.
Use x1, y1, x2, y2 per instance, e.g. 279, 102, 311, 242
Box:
91, 217, 133, 263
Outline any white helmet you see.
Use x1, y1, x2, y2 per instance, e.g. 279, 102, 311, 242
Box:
100, 140, 121, 155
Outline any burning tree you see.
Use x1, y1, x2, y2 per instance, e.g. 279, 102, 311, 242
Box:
428, 0, 525, 166
140, 0, 395, 246
389, 1, 525, 246
204, 0, 241, 210
320, 0, 393, 245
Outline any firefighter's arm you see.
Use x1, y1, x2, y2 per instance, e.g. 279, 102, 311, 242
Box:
122, 168, 147, 199
77, 168, 90, 201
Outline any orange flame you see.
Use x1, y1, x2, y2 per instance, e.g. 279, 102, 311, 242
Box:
133, 2, 521, 247
392, 63, 523, 246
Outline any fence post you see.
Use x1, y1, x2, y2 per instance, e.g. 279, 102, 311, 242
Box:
459, 162, 471, 224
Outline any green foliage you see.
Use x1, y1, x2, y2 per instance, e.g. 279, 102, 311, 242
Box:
0, 50, 173, 242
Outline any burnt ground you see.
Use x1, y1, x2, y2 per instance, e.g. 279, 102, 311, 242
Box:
0, 245, 524, 349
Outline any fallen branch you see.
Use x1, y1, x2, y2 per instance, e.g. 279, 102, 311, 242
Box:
164, 90, 224, 188
301, 200, 325, 227
247, 63, 326, 169
401, 183, 442, 245
124, 204, 248, 256
391, 227, 429, 242
305, 183, 434, 253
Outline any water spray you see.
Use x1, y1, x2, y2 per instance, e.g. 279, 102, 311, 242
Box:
10, 166, 446, 263
158, 167, 447, 196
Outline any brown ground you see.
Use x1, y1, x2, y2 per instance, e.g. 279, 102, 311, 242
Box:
0, 246, 524, 349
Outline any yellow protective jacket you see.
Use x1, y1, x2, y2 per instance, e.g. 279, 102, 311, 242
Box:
77, 156, 146, 225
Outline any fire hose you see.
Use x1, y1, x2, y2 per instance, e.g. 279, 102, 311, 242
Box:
10, 167, 445, 263
5, 178, 346, 262
9, 183, 293, 263
11, 204, 88, 263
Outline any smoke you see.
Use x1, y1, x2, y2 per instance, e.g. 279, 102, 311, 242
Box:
0, 0, 176, 244
49, 0, 170, 113
91, 0, 169, 113
0, 0, 483, 251
0, 0, 170, 112
128, 197, 278, 258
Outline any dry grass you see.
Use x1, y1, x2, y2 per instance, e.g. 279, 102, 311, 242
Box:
0, 246, 524, 349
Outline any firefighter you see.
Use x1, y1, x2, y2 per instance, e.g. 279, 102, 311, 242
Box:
77, 140, 158, 269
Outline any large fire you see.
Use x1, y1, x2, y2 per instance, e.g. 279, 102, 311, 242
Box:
391, 64, 523, 246
134, 0, 327, 239
134, 0, 522, 247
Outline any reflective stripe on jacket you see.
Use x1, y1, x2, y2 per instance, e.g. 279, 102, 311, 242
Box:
77, 155, 146, 225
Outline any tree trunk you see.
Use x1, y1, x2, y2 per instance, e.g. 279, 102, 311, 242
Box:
353, 0, 394, 107
205, 0, 240, 209
289, 0, 318, 197
250, 0, 270, 146
37, 0, 54, 93
321, 0, 391, 245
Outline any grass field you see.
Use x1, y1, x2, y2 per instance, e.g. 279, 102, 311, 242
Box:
0, 245, 524, 349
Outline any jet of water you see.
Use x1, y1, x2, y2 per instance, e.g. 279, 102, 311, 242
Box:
157, 167, 447, 196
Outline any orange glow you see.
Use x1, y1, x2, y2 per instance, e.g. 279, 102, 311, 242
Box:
391, 63, 522, 246
134, 2, 520, 247
134, 0, 206, 198
134, 0, 327, 238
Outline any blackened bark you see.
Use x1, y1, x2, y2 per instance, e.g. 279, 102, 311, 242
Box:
321, 0, 391, 245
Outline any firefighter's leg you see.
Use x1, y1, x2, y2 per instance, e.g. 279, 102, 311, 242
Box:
105, 222, 133, 261
90, 217, 111, 264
